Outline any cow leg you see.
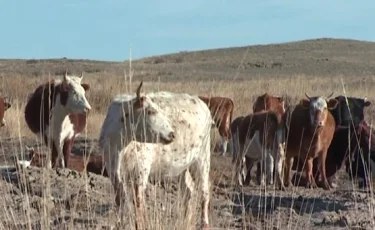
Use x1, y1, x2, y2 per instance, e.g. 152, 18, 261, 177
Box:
276, 143, 286, 190
62, 138, 74, 168
244, 157, 255, 186
256, 162, 262, 185
196, 148, 210, 229
305, 158, 317, 189
180, 169, 196, 228
220, 137, 229, 156
134, 180, 147, 230
317, 150, 331, 190
257, 158, 267, 186
52, 140, 61, 168
284, 156, 294, 187
266, 152, 274, 185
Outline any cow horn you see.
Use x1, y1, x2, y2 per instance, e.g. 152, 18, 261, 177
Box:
305, 93, 311, 100
136, 81, 143, 99
326, 92, 334, 98
64, 69, 68, 81
364, 97, 368, 102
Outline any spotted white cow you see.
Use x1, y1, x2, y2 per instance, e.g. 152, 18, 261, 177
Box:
99, 82, 213, 230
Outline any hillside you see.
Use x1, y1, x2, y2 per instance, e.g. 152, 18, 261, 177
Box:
1, 38, 375, 81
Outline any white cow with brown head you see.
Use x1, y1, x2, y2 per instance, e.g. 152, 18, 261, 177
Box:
99, 82, 213, 230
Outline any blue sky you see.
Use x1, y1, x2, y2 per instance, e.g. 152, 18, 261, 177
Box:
0, 0, 374, 61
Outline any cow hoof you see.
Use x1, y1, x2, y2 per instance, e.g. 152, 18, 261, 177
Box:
202, 223, 210, 229
306, 182, 318, 189
278, 185, 286, 191
322, 182, 332, 190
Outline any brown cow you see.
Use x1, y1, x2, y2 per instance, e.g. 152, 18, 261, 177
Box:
0, 96, 11, 127
18, 146, 107, 176
198, 96, 234, 155
24, 72, 91, 169
252, 92, 286, 184
232, 111, 285, 189
252, 92, 286, 119
283, 93, 338, 190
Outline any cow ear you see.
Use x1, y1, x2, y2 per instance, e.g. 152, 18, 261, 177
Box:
365, 101, 371, 107
134, 96, 146, 109
327, 99, 339, 110
299, 99, 310, 109
81, 83, 90, 91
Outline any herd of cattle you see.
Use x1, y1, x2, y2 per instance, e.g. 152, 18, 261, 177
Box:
0, 72, 374, 229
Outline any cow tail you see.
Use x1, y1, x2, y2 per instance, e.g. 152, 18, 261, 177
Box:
228, 98, 234, 139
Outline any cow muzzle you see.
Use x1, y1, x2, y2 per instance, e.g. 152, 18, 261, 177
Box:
312, 120, 324, 129
160, 131, 175, 144
1, 119, 6, 127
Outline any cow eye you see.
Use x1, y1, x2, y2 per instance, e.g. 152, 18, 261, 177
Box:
147, 109, 157, 115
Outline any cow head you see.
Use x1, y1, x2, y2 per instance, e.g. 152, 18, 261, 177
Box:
120, 81, 175, 144
253, 93, 285, 115
331, 96, 371, 127
300, 92, 338, 129
60, 71, 91, 114
0, 96, 11, 127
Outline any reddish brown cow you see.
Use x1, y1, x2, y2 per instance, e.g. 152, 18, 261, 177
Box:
24, 72, 91, 168
232, 111, 285, 189
252, 92, 286, 183
252, 92, 286, 119
283, 93, 338, 190
198, 96, 234, 155
0, 96, 11, 127
21, 147, 107, 176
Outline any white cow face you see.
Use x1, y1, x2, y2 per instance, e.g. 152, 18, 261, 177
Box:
121, 82, 175, 144
300, 94, 338, 128
60, 72, 92, 114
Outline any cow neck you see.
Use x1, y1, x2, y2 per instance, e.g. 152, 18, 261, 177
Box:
48, 92, 70, 133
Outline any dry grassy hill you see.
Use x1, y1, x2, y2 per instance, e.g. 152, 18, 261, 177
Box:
1, 38, 375, 81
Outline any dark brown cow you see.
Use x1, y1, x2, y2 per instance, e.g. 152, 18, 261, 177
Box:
283, 93, 338, 190
0, 96, 11, 127
230, 116, 245, 155
198, 96, 234, 155
24, 72, 91, 169
232, 111, 285, 188
252, 93, 286, 184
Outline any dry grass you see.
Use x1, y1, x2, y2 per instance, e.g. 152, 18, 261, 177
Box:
2, 73, 375, 139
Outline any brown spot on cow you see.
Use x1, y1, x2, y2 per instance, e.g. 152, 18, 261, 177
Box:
283, 93, 338, 190
198, 96, 234, 155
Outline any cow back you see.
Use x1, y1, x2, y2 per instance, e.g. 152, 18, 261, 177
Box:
24, 81, 61, 134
